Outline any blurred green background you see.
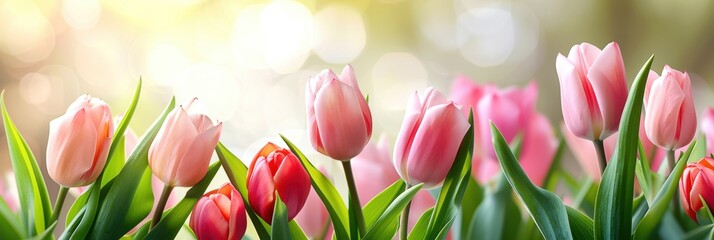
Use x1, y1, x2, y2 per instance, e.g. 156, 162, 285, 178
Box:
1, 0, 714, 228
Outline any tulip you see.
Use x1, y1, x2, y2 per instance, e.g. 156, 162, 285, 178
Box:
247, 143, 311, 223
47, 95, 114, 187
644, 65, 697, 150
394, 88, 470, 188
190, 183, 247, 240
306, 65, 372, 161
1, 172, 18, 212
148, 98, 223, 187
702, 108, 714, 155
555, 42, 628, 141
450, 78, 557, 186
680, 157, 714, 221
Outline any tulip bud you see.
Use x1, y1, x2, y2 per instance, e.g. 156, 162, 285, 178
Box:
247, 143, 311, 223
394, 88, 470, 188
148, 98, 223, 187
47, 95, 114, 187
190, 183, 247, 240
680, 158, 714, 222
306, 65, 372, 161
556, 42, 628, 140
644, 66, 697, 150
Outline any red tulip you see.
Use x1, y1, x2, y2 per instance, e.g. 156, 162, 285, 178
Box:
247, 143, 311, 223
644, 66, 697, 150
680, 158, 714, 221
190, 183, 247, 240
47, 95, 113, 187
306, 65, 372, 161
394, 88, 470, 188
556, 42, 628, 141
148, 98, 223, 187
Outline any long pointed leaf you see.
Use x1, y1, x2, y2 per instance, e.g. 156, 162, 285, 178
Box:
594, 55, 654, 239
0, 91, 52, 236
363, 184, 423, 239
271, 194, 291, 240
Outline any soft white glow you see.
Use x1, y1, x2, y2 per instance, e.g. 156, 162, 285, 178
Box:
312, 5, 366, 63
20, 73, 52, 104
457, 7, 514, 67
0, 2, 55, 63
62, 0, 102, 30
371, 52, 428, 111
261, 1, 313, 73
171, 63, 240, 121
146, 44, 191, 86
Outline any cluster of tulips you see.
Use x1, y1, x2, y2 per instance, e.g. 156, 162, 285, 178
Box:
1, 40, 714, 240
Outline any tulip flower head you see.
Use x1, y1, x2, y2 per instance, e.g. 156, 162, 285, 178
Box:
47, 95, 114, 187
306, 65, 372, 161
644, 66, 697, 150
680, 158, 714, 222
247, 143, 311, 223
190, 183, 247, 240
394, 88, 470, 188
556, 42, 628, 141
148, 98, 223, 187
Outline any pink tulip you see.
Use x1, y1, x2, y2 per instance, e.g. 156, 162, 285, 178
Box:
680, 157, 714, 221
394, 88, 470, 188
353, 134, 442, 235
701, 108, 714, 155
306, 65, 373, 161
644, 66, 697, 150
556, 42, 628, 141
148, 98, 223, 187
295, 168, 332, 239
1, 173, 18, 211
47, 95, 114, 187
190, 183, 247, 240
247, 143, 311, 223
450, 78, 557, 186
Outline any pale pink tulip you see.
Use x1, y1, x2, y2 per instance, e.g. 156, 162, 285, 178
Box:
680, 157, 714, 221
450, 78, 557, 186
306, 65, 372, 161
148, 98, 223, 187
644, 66, 697, 150
47, 95, 114, 187
247, 143, 311, 223
1, 173, 18, 211
701, 108, 714, 155
556, 42, 628, 141
190, 183, 247, 240
394, 88, 470, 188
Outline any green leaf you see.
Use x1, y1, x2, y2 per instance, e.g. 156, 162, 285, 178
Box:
566, 206, 594, 239
467, 175, 521, 240
635, 142, 654, 204
142, 162, 221, 240
0, 91, 53, 236
697, 198, 714, 225
281, 135, 350, 240
271, 194, 291, 240
594, 55, 654, 240
90, 97, 176, 239
102, 136, 126, 187
101, 78, 142, 185
683, 224, 714, 240
408, 207, 433, 240
363, 180, 406, 228
425, 110, 474, 240
288, 221, 308, 240
633, 142, 695, 239
215, 142, 271, 239
68, 180, 104, 240
490, 123, 573, 239
0, 197, 23, 239
456, 177, 482, 239
689, 134, 706, 163
363, 183, 423, 240
29, 221, 57, 240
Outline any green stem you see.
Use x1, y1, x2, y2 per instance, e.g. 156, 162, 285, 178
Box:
668, 149, 681, 219
50, 186, 69, 223
400, 184, 413, 240
151, 184, 174, 229
593, 139, 607, 174
342, 161, 366, 237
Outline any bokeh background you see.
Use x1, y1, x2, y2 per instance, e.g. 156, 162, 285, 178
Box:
1, 0, 714, 234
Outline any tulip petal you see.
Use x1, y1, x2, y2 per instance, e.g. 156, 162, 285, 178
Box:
405, 103, 470, 188
148, 107, 199, 185
556, 54, 596, 139
313, 78, 369, 160
273, 153, 311, 220
518, 114, 558, 186
228, 189, 247, 240
394, 92, 423, 182
47, 109, 99, 187
172, 123, 222, 187
247, 157, 276, 223
643, 70, 660, 107
194, 198, 230, 240
676, 72, 697, 148
587, 42, 628, 138
567, 43, 601, 76
645, 75, 686, 149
